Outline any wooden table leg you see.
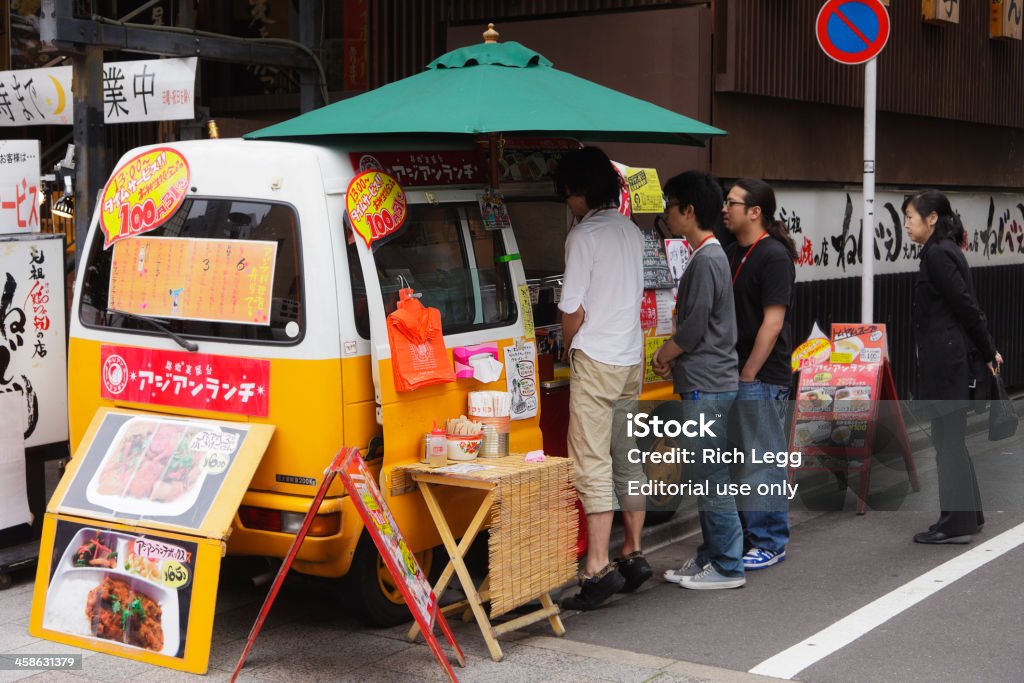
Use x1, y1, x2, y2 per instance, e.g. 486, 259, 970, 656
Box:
539, 592, 565, 636
407, 484, 495, 642
415, 482, 504, 662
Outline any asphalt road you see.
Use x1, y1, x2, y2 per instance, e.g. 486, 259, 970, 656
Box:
538, 411, 1024, 683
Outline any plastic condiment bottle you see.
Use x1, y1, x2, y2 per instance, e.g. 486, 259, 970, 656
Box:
428, 422, 447, 468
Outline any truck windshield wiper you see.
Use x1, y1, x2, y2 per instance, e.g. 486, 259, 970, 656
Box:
108, 309, 199, 353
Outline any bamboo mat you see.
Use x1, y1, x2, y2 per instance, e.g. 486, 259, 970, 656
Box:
398, 455, 578, 618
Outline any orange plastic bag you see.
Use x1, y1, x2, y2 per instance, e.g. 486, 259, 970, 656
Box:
386, 288, 456, 392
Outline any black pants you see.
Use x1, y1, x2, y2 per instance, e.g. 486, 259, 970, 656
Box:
930, 408, 985, 535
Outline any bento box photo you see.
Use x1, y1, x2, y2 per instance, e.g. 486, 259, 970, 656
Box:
85, 416, 231, 518
42, 526, 185, 657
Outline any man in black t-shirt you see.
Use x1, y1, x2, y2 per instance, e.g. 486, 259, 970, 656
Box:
722, 179, 797, 571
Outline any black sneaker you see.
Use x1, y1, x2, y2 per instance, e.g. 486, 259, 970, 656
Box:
560, 564, 626, 611
615, 551, 652, 592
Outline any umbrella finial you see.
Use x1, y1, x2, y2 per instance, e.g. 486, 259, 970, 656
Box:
483, 23, 500, 43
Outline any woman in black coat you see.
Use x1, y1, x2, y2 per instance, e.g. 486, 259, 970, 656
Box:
904, 190, 1003, 545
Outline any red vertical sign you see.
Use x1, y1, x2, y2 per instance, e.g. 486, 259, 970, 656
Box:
343, 0, 368, 91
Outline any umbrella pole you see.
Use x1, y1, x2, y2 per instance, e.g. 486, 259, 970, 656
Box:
488, 132, 501, 189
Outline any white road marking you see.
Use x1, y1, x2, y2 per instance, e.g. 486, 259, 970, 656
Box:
749, 521, 1024, 680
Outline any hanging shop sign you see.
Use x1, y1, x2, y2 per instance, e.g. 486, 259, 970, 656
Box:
0, 58, 197, 127
0, 234, 69, 447
100, 148, 191, 248
0, 140, 40, 234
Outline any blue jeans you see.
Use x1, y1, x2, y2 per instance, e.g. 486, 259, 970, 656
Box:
734, 380, 791, 554
683, 390, 743, 577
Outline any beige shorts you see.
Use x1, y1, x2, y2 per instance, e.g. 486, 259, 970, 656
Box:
567, 350, 646, 514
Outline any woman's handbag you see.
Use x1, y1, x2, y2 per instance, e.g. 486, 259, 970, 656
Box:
988, 366, 1019, 442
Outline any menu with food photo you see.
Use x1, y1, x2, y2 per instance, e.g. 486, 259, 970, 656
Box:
40, 520, 194, 658
50, 409, 272, 537
30, 512, 224, 673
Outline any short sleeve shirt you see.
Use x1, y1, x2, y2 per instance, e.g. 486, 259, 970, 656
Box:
558, 209, 644, 366
727, 236, 795, 386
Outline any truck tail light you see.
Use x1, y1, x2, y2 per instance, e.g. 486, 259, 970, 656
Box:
238, 506, 340, 537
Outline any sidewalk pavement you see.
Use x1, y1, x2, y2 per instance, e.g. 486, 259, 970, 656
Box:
0, 560, 780, 683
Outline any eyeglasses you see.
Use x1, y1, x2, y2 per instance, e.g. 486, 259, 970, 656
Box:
723, 199, 748, 209
663, 201, 679, 214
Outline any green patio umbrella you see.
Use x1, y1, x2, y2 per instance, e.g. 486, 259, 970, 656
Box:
246, 37, 725, 146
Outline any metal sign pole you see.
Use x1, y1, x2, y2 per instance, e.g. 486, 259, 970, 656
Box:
861, 56, 877, 324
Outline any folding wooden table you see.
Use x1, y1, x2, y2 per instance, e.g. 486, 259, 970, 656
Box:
398, 456, 577, 662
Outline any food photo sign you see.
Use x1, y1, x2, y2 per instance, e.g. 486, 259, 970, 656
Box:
49, 408, 274, 536
30, 514, 221, 673
30, 408, 274, 672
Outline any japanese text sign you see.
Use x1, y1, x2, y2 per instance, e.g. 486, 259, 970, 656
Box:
31, 515, 223, 673
0, 140, 40, 234
0, 234, 69, 447
108, 236, 277, 326
338, 449, 436, 628
100, 345, 270, 417
830, 323, 888, 365
623, 167, 664, 214
101, 147, 190, 247
0, 58, 197, 127
345, 170, 408, 249
50, 408, 274, 538
351, 151, 484, 187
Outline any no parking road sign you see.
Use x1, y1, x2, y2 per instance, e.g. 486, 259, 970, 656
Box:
816, 0, 890, 65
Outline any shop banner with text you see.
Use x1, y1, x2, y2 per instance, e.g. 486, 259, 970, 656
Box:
100, 345, 270, 417
0, 140, 40, 234
0, 58, 197, 127
0, 234, 68, 447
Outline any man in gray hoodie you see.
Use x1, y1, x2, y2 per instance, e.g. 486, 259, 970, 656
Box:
652, 171, 743, 589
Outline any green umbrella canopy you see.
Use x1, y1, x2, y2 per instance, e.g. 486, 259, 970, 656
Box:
245, 40, 725, 145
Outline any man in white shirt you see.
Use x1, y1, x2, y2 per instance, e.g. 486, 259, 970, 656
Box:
555, 147, 649, 611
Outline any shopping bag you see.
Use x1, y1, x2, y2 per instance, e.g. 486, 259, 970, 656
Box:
387, 288, 456, 392
988, 366, 1019, 442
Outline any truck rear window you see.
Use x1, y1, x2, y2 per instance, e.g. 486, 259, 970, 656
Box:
79, 198, 303, 344
348, 202, 517, 339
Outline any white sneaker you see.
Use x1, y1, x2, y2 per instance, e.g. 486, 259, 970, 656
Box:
679, 563, 746, 590
663, 558, 705, 584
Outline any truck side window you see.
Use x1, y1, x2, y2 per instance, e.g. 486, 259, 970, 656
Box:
348, 202, 516, 338
79, 198, 304, 344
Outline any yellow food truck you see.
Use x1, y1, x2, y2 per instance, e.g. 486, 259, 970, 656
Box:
64, 135, 680, 626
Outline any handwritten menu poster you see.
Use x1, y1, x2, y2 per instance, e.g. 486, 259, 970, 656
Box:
505, 342, 538, 420
108, 237, 277, 325
641, 230, 675, 290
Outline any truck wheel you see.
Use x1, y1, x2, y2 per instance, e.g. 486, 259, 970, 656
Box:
343, 533, 441, 628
